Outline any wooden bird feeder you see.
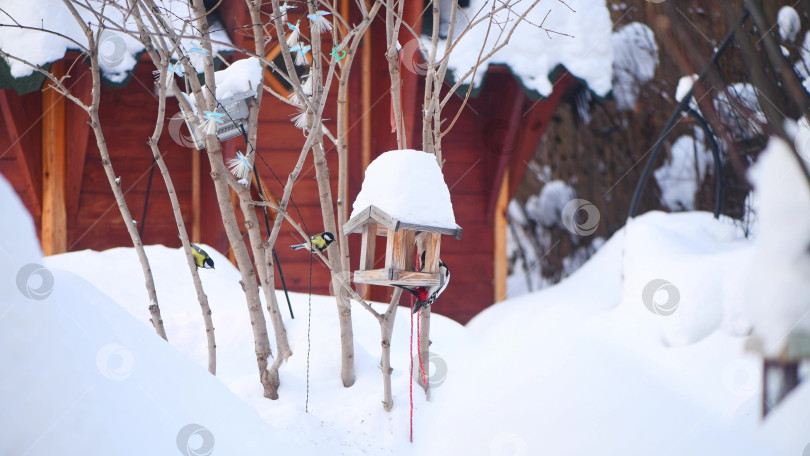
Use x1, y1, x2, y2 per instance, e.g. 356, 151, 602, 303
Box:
746, 330, 810, 417
344, 205, 462, 288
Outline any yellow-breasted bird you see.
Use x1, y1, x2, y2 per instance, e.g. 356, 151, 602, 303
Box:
290, 232, 335, 253
190, 243, 215, 269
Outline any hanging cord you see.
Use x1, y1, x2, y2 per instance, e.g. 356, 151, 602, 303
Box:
139, 158, 157, 239
305, 248, 313, 412
414, 253, 428, 387
409, 293, 415, 443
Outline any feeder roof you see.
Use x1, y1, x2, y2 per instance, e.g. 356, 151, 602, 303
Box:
214, 57, 262, 99
348, 149, 460, 236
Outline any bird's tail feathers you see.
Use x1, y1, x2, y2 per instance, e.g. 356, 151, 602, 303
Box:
290, 243, 306, 250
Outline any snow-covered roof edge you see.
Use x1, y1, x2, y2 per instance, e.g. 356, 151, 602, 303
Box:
345, 205, 463, 240
349, 149, 460, 231
424, 0, 613, 101
0, 2, 234, 94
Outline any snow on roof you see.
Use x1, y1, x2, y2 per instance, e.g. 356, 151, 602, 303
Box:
350, 149, 458, 229
427, 0, 613, 98
0, 0, 232, 83
215, 57, 263, 99
611, 22, 658, 111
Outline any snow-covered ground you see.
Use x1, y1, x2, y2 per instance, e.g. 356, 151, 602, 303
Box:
3, 139, 810, 454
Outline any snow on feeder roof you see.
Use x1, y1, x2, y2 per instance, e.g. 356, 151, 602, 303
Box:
177, 57, 262, 149
347, 149, 461, 238
345, 149, 460, 288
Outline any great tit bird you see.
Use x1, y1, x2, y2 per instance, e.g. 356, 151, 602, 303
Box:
397, 260, 450, 314
290, 232, 335, 253
190, 243, 215, 269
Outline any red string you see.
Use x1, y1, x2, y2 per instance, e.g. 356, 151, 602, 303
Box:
409, 294, 415, 443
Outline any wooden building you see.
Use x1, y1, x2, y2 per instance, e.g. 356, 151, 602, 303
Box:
0, 2, 577, 323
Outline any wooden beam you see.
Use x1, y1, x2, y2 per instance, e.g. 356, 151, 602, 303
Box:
359, 223, 377, 270
0, 90, 41, 216
391, 229, 415, 272
41, 60, 67, 255
345, 205, 399, 234
361, 17, 372, 170
357, 223, 376, 298
400, 0, 425, 148
344, 205, 463, 239
384, 227, 397, 270
354, 268, 440, 287
422, 232, 441, 273
493, 172, 509, 303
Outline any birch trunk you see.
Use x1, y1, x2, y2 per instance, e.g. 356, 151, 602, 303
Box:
61, 0, 167, 341
380, 288, 403, 411
187, 0, 276, 398
149, 66, 216, 373
307, 1, 356, 388
417, 308, 431, 397
312, 137, 355, 387
233, 0, 293, 387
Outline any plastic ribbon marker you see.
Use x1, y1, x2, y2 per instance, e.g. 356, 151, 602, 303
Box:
189, 46, 210, 56
167, 63, 183, 76
330, 46, 347, 60
203, 111, 225, 123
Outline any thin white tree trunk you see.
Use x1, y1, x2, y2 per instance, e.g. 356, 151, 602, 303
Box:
380, 288, 403, 411
61, 0, 167, 340
417, 309, 431, 397
307, 0, 356, 388
185, 0, 276, 398
150, 66, 216, 373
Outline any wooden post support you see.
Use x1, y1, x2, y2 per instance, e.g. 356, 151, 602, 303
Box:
762, 359, 799, 418
423, 232, 441, 272
361, 20, 372, 171
494, 173, 509, 302
384, 228, 396, 270
360, 223, 377, 270
387, 229, 414, 274
41, 60, 67, 255
358, 223, 377, 298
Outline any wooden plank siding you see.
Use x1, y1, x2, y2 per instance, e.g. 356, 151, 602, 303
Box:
0, 86, 43, 234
